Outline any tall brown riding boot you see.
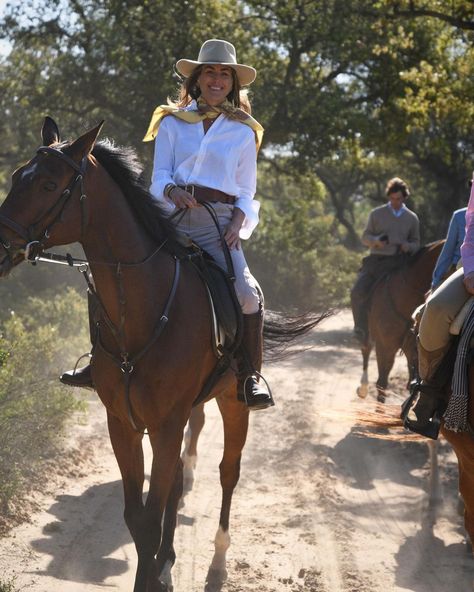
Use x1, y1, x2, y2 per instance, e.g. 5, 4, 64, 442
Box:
59, 290, 97, 389
401, 338, 456, 439
236, 311, 275, 410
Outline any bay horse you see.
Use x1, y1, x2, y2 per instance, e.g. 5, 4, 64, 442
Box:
0, 117, 322, 591
357, 240, 445, 402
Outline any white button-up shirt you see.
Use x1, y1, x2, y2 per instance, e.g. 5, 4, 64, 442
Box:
149, 101, 260, 239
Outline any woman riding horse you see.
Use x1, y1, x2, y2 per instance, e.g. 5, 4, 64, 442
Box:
61, 39, 274, 411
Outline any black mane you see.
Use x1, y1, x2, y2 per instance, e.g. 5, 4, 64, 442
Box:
90, 140, 184, 253
407, 239, 445, 267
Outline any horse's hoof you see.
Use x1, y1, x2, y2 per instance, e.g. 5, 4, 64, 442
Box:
376, 391, 386, 403
205, 568, 228, 592
357, 384, 368, 399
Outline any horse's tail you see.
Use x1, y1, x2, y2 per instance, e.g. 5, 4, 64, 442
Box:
263, 309, 331, 362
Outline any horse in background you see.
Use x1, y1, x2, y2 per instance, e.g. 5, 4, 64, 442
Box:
357, 241, 444, 402
0, 117, 324, 592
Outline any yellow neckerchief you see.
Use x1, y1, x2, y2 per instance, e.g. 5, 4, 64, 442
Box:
143, 98, 264, 151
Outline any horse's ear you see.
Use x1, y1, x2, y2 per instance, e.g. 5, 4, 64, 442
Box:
66, 120, 105, 164
41, 116, 60, 146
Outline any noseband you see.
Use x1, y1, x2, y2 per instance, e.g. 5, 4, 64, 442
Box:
0, 146, 88, 263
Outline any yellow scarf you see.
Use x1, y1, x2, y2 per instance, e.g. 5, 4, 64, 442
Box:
143, 99, 264, 151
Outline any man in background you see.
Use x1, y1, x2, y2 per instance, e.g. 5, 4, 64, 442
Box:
351, 177, 420, 343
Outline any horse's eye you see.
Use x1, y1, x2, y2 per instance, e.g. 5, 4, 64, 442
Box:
43, 181, 57, 192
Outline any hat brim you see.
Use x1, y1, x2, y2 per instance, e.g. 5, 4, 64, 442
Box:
176, 59, 256, 86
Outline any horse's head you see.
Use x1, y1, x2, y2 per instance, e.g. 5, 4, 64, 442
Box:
0, 116, 103, 277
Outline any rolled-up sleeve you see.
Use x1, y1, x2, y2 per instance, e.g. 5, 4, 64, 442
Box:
235, 133, 260, 239
461, 178, 474, 275
149, 118, 176, 212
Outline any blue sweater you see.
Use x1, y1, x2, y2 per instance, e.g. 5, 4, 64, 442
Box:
432, 207, 467, 289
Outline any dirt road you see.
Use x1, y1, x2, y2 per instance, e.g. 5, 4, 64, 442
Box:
1, 310, 473, 591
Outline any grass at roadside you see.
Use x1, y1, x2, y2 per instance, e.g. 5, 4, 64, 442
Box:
0, 576, 18, 591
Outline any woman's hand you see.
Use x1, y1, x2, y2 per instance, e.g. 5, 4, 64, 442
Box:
169, 187, 197, 208
463, 271, 474, 294
224, 207, 245, 250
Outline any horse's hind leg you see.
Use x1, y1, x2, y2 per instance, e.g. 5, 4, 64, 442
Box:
181, 403, 205, 493
374, 340, 398, 402
206, 394, 249, 588
401, 329, 417, 388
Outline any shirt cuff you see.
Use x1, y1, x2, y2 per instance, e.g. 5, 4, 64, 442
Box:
235, 198, 260, 239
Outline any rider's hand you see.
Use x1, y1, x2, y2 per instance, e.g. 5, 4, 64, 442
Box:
463, 272, 474, 295
400, 242, 411, 253
224, 207, 245, 250
372, 240, 386, 249
169, 187, 197, 208
224, 221, 241, 250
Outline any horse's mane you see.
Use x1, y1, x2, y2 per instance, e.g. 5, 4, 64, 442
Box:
405, 239, 445, 267
86, 140, 184, 254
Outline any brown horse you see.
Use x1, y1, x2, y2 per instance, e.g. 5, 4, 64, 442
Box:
357, 241, 445, 401
0, 118, 321, 591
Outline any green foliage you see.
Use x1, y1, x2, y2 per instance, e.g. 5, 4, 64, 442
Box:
0, 287, 89, 514
247, 162, 359, 309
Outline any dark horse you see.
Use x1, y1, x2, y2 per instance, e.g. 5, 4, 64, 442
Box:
0, 118, 322, 591
357, 241, 444, 401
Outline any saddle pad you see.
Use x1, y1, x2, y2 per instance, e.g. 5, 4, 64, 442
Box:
450, 296, 474, 336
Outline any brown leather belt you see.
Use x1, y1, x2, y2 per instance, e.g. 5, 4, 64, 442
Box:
178, 184, 236, 205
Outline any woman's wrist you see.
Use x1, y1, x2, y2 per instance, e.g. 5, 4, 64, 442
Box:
164, 183, 177, 199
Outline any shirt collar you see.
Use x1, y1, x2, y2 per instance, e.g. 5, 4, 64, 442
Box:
388, 202, 406, 217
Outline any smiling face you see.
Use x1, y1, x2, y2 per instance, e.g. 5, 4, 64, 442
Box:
197, 64, 234, 106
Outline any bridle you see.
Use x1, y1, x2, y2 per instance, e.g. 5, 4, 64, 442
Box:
0, 145, 88, 264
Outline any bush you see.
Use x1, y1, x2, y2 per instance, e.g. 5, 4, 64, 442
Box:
0, 287, 89, 516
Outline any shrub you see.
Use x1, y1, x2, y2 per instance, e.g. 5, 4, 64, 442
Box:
0, 287, 89, 516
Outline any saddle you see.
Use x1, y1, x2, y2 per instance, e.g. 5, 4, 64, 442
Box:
182, 245, 244, 407
188, 249, 243, 356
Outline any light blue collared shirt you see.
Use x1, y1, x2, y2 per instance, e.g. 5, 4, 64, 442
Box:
388, 202, 407, 218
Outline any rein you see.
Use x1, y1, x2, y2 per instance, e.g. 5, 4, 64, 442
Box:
0, 146, 88, 264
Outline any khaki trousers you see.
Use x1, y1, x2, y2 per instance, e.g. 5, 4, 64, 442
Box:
172, 203, 260, 314
419, 268, 469, 352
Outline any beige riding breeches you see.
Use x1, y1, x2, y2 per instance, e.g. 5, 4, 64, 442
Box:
419, 268, 469, 351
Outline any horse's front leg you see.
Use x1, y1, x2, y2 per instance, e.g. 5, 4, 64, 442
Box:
142, 418, 187, 592
357, 341, 372, 399
106, 411, 148, 582
206, 393, 249, 589
155, 457, 184, 588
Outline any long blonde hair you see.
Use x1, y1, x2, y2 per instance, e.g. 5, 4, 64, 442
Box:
172, 65, 252, 114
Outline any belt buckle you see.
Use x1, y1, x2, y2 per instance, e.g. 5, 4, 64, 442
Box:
184, 184, 195, 198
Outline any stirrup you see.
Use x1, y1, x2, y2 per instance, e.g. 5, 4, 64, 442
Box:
239, 372, 274, 411
400, 379, 441, 440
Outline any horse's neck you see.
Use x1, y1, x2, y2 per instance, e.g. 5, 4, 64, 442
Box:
81, 166, 170, 329
82, 167, 154, 264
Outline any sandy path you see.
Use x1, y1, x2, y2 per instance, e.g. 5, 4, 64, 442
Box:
1, 310, 473, 591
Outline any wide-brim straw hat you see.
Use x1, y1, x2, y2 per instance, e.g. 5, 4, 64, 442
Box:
176, 39, 256, 86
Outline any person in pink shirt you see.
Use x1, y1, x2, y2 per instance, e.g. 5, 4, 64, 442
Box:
402, 175, 474, 438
